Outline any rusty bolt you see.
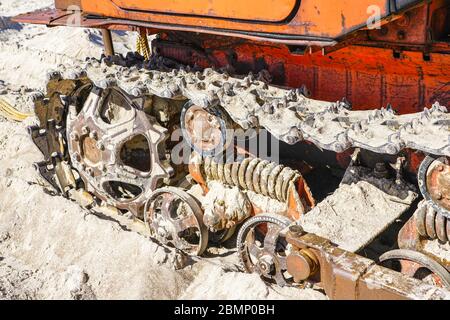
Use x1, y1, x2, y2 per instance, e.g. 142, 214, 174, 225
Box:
436, 192, 443, 200
287, 249, 319, 282
81, 126, 90, 135
70, 132, 79, 142
437, 165, 444, 172
96, 142, 105, 151
89, 130, 98, 140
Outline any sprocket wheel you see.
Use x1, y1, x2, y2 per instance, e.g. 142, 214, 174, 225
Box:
144, 187, 208, 256
66, 85, 172, 216
237, 213, 293, 286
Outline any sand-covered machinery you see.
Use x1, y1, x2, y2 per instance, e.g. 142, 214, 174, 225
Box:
12, 0, 450, 299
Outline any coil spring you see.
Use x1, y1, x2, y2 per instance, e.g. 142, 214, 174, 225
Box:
416, 202, 450, 243
202, 156, 301, 203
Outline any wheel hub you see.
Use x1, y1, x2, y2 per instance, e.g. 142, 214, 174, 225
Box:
181, 102, 232, 157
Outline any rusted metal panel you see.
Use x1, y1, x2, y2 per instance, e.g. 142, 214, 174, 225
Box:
153, 34, 450, 114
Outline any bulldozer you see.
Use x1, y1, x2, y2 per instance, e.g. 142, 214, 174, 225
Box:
11, 0, 450, 299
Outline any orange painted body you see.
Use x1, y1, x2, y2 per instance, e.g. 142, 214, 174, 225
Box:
108, 0, 298, 22
12, 0, 450, 171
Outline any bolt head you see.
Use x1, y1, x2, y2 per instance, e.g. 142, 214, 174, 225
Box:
247, 115, 258, 127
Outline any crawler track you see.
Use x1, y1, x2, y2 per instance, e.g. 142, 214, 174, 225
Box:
28, 54, 450, 262
57, 55, 450, 156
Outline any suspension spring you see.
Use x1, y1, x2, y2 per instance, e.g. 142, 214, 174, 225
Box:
416, 202, 450, 243
202, 156, 302, 203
